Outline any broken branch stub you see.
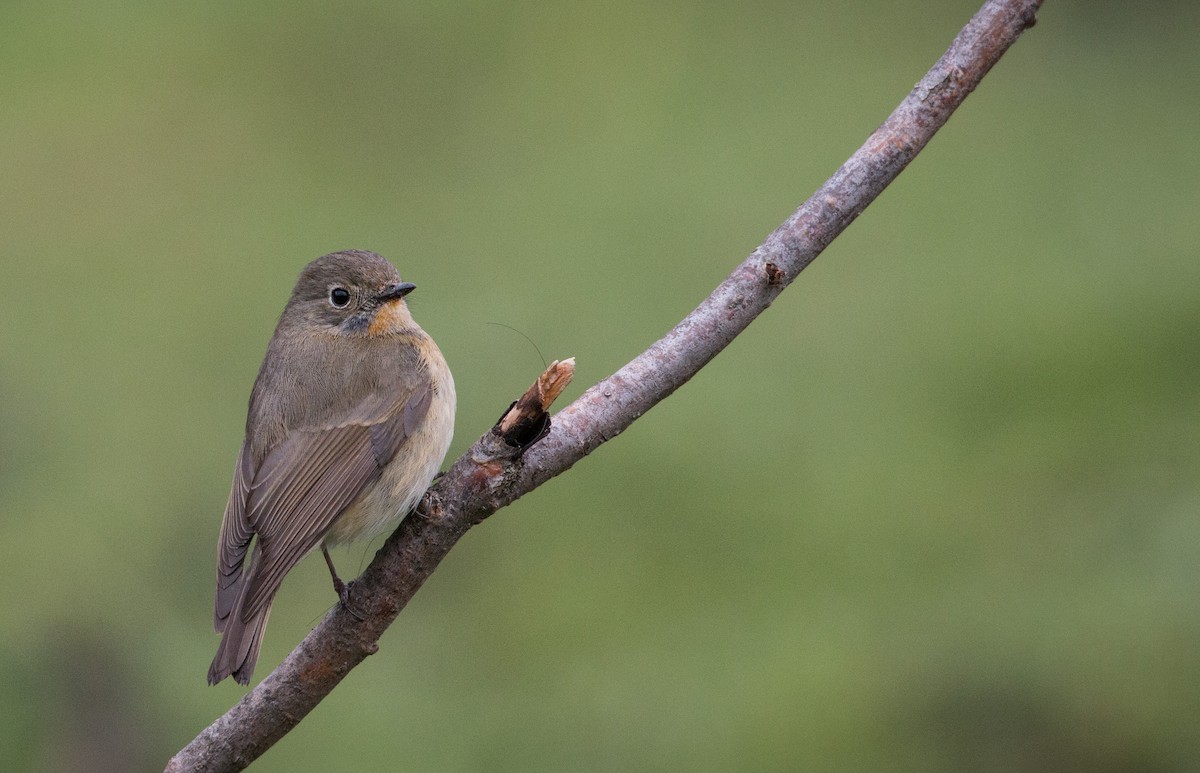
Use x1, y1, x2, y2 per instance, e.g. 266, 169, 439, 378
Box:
494, 358, 575, 451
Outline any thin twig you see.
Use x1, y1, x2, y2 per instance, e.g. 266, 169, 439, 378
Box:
166, 1, 1043, 769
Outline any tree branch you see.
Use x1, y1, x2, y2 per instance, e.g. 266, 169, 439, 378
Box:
167, 1, 1043, 769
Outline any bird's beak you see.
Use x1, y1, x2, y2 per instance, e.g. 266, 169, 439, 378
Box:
376, 282, 416, 303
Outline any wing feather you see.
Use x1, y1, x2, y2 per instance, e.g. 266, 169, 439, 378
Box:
214, 442, 255, 631
237, 383, 431, 620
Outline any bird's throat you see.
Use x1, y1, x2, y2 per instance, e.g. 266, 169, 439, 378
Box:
368, 299, 414, 337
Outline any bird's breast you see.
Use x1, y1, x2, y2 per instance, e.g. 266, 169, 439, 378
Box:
324, 337, 455, 545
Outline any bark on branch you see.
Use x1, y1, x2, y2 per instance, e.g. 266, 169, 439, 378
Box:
167, 1, 1043, 769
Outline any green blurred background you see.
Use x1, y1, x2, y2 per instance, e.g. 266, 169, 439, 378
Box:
2, 1, 1198, 770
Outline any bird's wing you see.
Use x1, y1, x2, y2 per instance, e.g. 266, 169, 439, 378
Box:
214, 440, 255, 631
215, 381, 433, 627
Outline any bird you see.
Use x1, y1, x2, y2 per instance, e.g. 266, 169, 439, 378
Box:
208, 249, 455, 685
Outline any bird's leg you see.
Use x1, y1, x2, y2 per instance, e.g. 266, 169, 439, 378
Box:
321, 545, 364, 621
412, 489, 444, 522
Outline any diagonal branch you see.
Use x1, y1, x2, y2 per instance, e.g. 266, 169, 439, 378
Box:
167, 1, 1044, 769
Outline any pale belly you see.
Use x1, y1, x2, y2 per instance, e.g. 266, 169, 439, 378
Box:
323, 359, 456, 546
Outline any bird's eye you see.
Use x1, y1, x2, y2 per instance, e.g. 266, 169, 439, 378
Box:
329, 287, 351, 308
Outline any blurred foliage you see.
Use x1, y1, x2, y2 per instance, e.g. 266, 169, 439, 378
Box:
1, 1, 1198, 770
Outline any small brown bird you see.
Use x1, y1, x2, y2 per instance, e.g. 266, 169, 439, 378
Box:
208, 250, 455, 685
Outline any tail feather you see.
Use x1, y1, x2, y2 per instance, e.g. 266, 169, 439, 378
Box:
209, 542, 273, 686
208, 598, 273, 685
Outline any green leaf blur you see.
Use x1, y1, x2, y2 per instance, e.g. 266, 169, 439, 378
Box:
1, 1, 1197, 770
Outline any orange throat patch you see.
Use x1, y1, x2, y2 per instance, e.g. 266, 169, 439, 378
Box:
368, 299, 413, 336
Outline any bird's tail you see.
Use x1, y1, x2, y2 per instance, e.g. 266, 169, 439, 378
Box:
208, 550, 274, 686
208, 602, 273, 685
